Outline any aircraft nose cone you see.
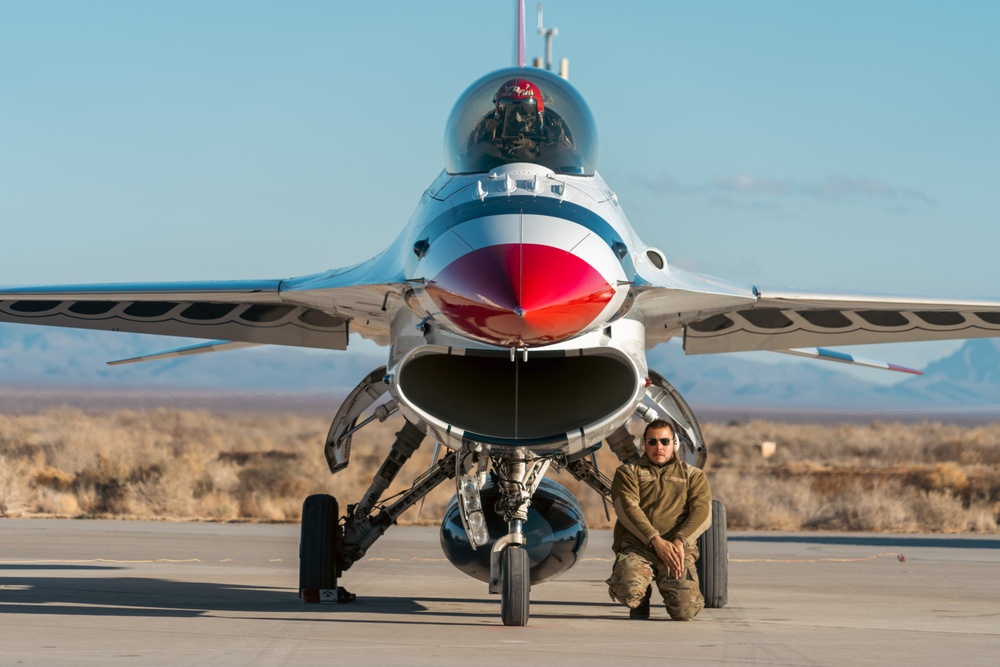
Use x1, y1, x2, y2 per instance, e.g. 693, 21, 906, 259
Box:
426, 243, 616, 346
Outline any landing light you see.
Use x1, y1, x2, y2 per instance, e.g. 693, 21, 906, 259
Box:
460, 477, 482, 510
459, 473, 490, 548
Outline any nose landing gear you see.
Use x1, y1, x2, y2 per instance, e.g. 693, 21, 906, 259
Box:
488, 450, 550, 627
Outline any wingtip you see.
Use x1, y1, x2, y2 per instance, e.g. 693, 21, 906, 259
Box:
888, 364, 924, 376
778, 347, 925, 375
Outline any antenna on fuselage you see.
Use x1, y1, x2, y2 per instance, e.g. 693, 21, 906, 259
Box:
535, 4, 568, 79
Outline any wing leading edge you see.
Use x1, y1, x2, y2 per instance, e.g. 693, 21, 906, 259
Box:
0, 232, 415, 350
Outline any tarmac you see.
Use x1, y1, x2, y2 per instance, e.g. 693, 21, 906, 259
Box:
1, 519, 998, 666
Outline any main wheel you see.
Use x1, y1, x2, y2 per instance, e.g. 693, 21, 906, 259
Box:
500, 546, 530, 626
299, 493, 341, 603
696, 498, 728, 608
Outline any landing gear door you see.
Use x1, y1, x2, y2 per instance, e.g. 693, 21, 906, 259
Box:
645, 370, 707, 469
325, 366, 390, 474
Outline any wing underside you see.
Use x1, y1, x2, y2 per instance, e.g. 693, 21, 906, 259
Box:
0, 279, 396, 351
682, 288, 1000, 354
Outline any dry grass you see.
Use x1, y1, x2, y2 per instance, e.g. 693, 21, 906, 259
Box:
0, 408, 331, 522
706, 420, 1000, 533
1, 409, 998, 533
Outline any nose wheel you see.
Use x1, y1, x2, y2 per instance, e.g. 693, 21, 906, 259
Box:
487, 450, 547, 626
500, 545, 530, 626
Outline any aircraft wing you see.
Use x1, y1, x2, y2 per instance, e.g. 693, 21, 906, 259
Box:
0, 261, 408, 350
643, 284, 1000, 354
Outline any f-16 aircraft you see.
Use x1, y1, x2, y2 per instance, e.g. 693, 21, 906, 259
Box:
4, 2, 1000, 626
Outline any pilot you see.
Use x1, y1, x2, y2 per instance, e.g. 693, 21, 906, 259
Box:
606, 419, 712, 621
468, 77, 574, 165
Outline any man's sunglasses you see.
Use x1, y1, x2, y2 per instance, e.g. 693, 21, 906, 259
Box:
645, 438, 674, 447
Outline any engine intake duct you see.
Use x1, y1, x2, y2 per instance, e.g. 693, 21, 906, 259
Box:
397, 349, 637, 444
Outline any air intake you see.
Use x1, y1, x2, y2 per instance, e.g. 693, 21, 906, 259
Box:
397, 349, 638, 445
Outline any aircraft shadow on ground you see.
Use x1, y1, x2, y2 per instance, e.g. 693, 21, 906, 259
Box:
0, 569, 618, 622
287, 595, 622, 625
0, 564, 122, 571
0, 570, 296, 619
729, 535, 1000, 550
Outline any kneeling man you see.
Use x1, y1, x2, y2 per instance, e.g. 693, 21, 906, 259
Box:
606, 419, 712, 620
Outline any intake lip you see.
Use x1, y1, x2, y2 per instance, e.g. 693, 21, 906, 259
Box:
395, 347, 639, 447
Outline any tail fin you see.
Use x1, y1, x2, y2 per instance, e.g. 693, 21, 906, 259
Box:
514, 0, 526, 67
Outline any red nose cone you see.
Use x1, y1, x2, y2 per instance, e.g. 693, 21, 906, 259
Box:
426, 243, 615, 346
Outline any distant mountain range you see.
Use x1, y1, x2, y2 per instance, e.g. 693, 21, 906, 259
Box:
2, 324, 999, 416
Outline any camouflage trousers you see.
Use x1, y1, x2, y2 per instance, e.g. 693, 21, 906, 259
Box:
606, 546, 704, 621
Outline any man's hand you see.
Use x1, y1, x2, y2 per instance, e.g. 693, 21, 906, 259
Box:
650, 536, 685, 579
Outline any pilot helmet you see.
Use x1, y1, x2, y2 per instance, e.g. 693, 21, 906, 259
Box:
493, 78, 544, 139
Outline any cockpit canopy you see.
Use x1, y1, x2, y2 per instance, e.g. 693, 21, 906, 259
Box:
444, 67, 598, 176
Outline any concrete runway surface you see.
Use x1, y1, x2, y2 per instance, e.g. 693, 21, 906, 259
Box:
1, 520, 998, 666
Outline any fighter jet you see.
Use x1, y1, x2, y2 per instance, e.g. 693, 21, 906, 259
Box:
3, 2, 1000, 625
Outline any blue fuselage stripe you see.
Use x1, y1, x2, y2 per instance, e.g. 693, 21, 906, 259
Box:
419, 196, 636, 279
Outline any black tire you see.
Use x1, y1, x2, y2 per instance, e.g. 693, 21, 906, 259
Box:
696, 498, 728, 608
299, 494, 341, 603
500, 546, 530, 626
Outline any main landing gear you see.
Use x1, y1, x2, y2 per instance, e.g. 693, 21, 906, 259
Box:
298, 413, 548, 627
299, 417, 473, 604
299, 493, 353, 604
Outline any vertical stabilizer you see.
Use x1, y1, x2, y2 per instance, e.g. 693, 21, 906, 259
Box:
515, 0, 526, 67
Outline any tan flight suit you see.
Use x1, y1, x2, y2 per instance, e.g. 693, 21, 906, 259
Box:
606, 453, 712, 620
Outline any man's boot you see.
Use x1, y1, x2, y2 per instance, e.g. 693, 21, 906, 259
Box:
629, 585, 652, 619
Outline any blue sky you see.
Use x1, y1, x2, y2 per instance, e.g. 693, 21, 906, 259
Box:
2, 1, 998, 377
